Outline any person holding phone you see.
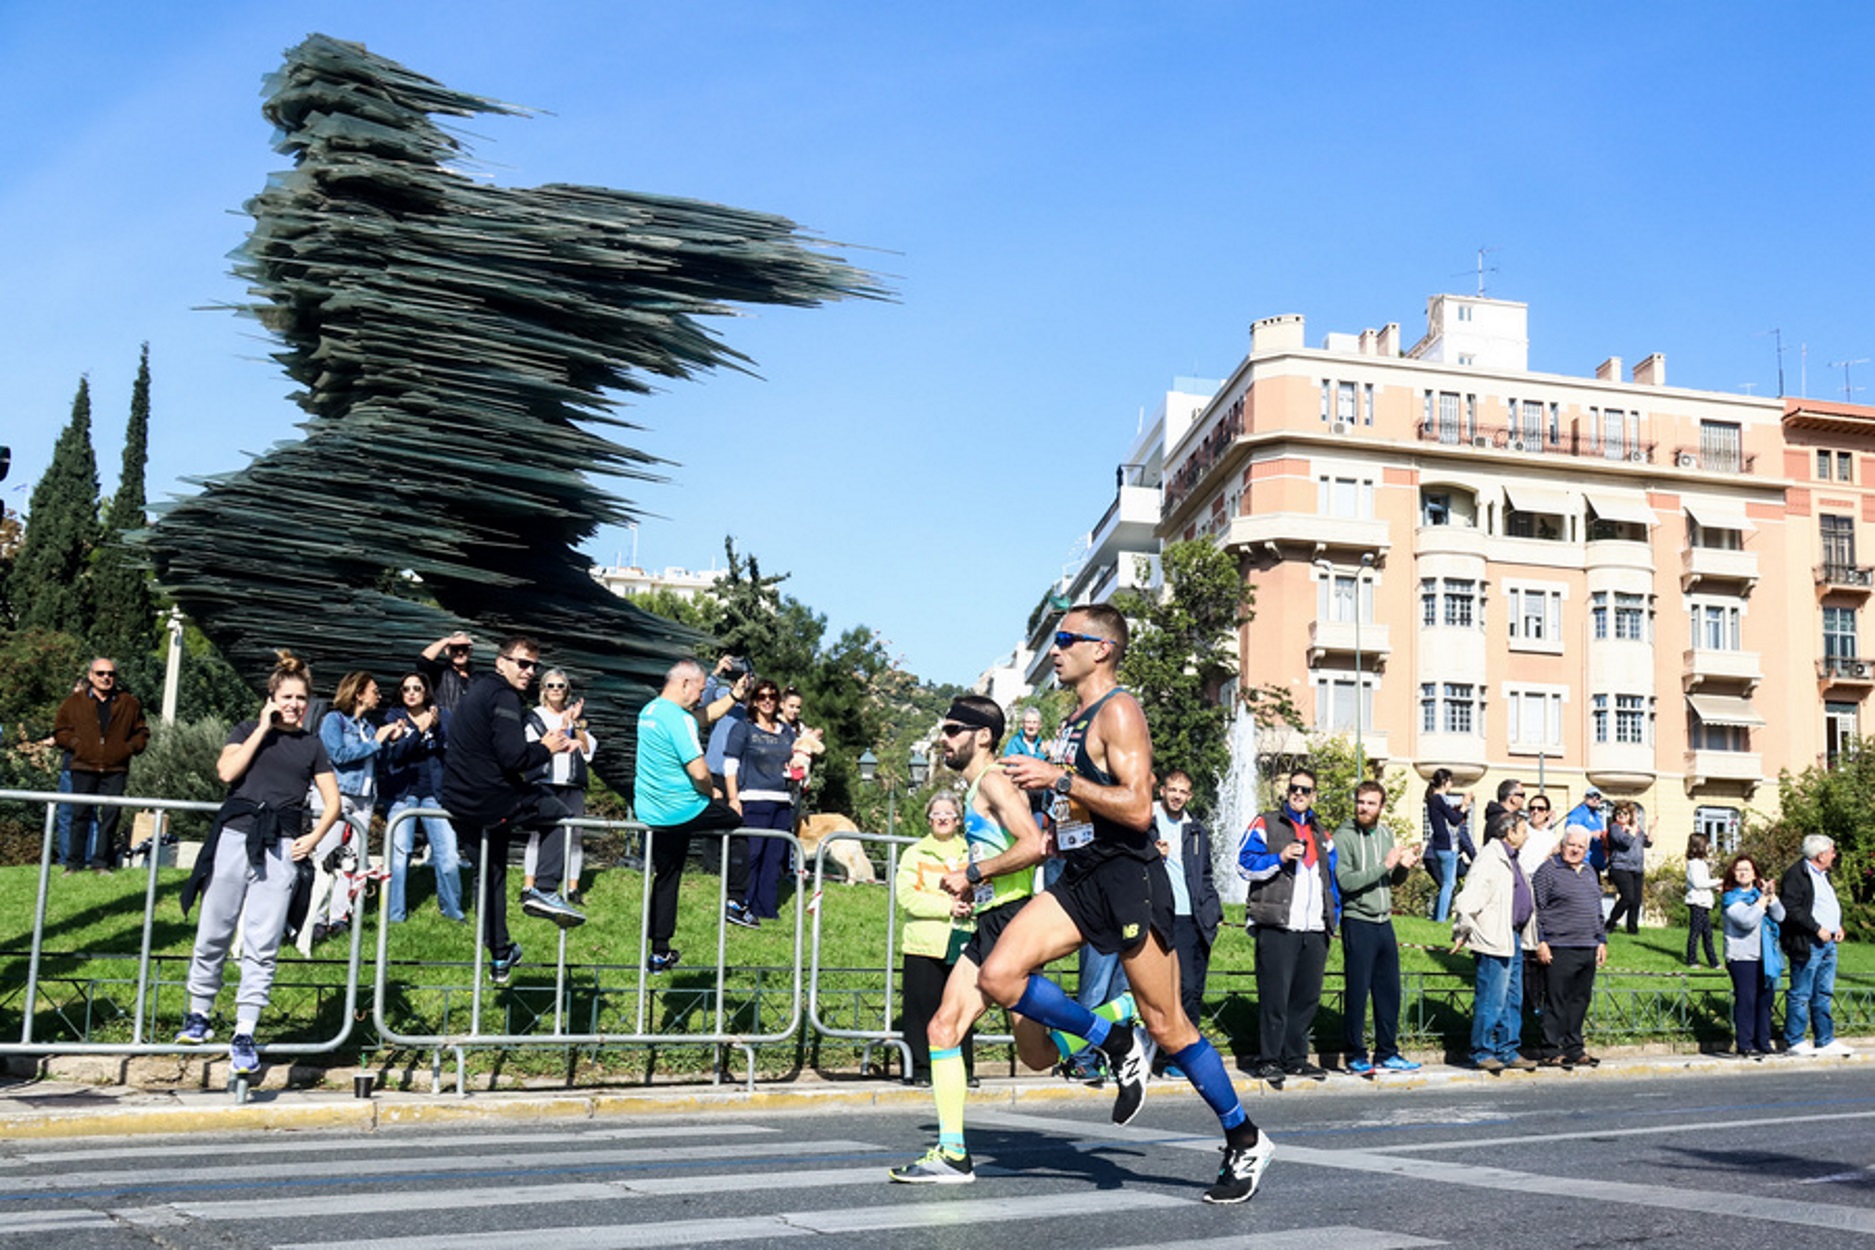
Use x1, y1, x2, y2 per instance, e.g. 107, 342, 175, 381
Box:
175, 651, 342, 1078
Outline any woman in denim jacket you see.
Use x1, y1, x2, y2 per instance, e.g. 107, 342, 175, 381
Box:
381, 671, 464, 922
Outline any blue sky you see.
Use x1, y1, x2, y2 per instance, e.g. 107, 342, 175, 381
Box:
5, 2, 1875, 685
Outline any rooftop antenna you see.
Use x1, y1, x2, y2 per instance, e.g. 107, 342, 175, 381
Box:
1758, 328, 1786, 397
1830, 358, 1868, 403
1450, 247, 1499, 297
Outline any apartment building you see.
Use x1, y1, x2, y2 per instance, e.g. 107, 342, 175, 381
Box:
1157, 294, 1847, 851
1013, 379, 1216, 694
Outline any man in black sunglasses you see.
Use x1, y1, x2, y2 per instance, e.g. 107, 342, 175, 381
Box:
443, 636, 582, 986
981, 604, 1272, 1205
1238, 767, 1337, 1084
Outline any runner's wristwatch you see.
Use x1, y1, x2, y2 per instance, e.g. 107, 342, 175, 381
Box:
1053, 772, 1074, 796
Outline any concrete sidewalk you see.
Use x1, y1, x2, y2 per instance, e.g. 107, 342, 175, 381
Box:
2, 1044, 1864, 1141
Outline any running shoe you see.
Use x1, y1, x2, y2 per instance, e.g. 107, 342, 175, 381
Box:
490, 942, 522, 987
1059, 1049, 1106, 1085
229, 1033, 260, 1077
1346, 1057, 1374, 1075
519, 888, 586, 929
647, 949, 682, 974
1109, 1025, 1153, 1126
174, 1012, 212, 1045
1379, 1055, 1422, 1072
726, 901, 760, 929
889, 1148, 974, 1184
1817, 1040, 1855, 1058
1203, 1131, 1275, 1205
1283, 1061, 1328, 1081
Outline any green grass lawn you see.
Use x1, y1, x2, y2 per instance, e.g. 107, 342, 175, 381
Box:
3, 859, 1869, 1080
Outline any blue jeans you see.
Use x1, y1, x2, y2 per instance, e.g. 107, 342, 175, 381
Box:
386, 797, 463, 922
1471, 951, 1524, 1064
1078, 944, 1130, 1009
1785, 940, 1839, 1048
56, 764, 82, 868
1431, 849, 1459, 922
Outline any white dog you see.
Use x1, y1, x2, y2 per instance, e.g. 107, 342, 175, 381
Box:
796, 813, 877, 884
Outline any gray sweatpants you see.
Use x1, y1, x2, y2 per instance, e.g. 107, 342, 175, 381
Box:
187, 828, 297, 1029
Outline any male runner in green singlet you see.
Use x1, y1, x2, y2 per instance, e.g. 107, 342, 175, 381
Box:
989, 603, 1274, 1204
889, 695, 1057, 1183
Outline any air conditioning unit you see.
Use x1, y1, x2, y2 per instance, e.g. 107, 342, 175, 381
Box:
1509, 438, 1529, 452
1471, 435, 1492, 448
1331, 421, 1350, 435
1676, 452, 1699, 469
1850, 661, 1870, 679
1627, 449, 1647, 463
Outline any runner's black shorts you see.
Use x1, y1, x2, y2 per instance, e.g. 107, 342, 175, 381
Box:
960, 896, 1031, 967
1048, 852, 1173, 956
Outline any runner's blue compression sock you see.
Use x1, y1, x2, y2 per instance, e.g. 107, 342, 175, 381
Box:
1014, 975, 1107, 1046
1174, 1038, 1247, 1130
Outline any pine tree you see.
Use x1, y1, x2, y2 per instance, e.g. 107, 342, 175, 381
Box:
12, 378, 100, 637
92, 345, 158, 669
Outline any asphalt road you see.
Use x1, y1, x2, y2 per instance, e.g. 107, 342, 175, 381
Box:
2, 1063, 1872, 1249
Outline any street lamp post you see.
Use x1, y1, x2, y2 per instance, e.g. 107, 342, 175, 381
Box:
859, 748, 931, 838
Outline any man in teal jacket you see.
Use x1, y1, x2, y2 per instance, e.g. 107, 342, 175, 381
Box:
1334, 780, 1421, 1073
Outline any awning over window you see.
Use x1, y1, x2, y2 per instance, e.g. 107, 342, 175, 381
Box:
1503, 484, 1577, 516
1684, 500, 1756, 533
1584, 490, 1656, 528
1686, 693, 1766, 727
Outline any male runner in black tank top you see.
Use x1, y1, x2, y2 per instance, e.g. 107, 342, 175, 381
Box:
989, 603, 1273, 1204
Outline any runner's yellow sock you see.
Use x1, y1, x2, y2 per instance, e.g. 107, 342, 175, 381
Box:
932, 1046, 968, 1157
1049, 991, 1136, 1061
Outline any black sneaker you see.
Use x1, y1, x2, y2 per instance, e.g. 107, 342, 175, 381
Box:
1108, 1025, 1152, 1126
647, 949, 681, 974
889, 1148, 974, 1184
1251, 1059, 1287, 1084
1203, 1131, 1275, 1204
1283, 1061, 1328, 1081
726, 901, 760, 929
490, 942, 522, 986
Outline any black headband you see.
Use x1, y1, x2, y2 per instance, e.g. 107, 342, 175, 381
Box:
943, 701, 1001, 732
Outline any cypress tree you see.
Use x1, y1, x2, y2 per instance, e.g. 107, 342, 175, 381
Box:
13, 378, 100, 637
93, 345, 158, 667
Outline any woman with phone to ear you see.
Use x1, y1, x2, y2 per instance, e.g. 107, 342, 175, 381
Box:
175, 650, 342, 1079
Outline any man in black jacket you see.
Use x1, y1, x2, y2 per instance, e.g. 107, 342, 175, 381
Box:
442, 636, 579, 985
1779, 835, 1852, 1057
1153, 770, 1221, 1069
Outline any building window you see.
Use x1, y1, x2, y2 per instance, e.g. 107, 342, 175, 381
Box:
1422, 578, 1481, 629
1422, 682, 1479, 734
1825, 605, 1859, 660
1615, 694, 1647, 745
1458, 353, 1477, 366
1506, 687, 1564, 751
1318, 475, 1375, 519
1314, 674, 1375, 734
1599, 407, 1628, 459
1363, 382, 1375, 426
1695, 805, 1742, 854
1437, 391, 1462, 443
1826, 701, 1860, 768
1690, 715, 1749, 753
1614, 593, 1648, 642
1840, 451, 1854, 482
1591, 591, 1608, 640
1818, 449, 1833, 480
1321, 380, 1331, 423
1822, 514, 1857, 577
1692, 602, 1742, 652
1690, 519, 1743, 551
1458, 304, 1473, 322
1592, 693, 1608, 742
1700, 421, 1743, 474
1507, 585, 1563, 648
1319, 569, 1374, 624
1337, 381, 1357, 425
1422, 491, 1452, 527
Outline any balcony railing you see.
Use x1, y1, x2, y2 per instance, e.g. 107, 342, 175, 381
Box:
1683, 648, 1764, 689
1819, 655, 1875, 683
1685, 749, 1764, 787
1162, 397, 1245, 518
1308, 620, 1391, 666
1415, 422, 1659, 465
1682, 544, 1759, 591
1817, 563, 1875, 591
1671, 446, 1757, 475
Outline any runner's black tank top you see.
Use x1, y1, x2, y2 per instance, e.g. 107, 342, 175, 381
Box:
1049, 686, 1154, 865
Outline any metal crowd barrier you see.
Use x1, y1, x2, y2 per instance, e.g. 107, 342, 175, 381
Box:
371, 808, 805, 1094
0, 788, 370, 1063
804, 829, 1016, 1083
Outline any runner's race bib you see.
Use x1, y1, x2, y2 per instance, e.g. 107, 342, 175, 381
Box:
1057, 821, 1094, 851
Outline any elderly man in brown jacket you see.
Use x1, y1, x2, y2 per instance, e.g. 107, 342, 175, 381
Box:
52, 658, 150, 871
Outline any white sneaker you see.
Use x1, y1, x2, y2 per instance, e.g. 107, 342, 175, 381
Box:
1787, 1040, 1817, 1056
1816, 1040, 1855, 1058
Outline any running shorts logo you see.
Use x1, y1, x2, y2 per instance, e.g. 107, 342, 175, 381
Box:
1122, 922, 1140, 940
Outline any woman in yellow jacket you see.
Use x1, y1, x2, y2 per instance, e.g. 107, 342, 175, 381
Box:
898, 792, 976, 1085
